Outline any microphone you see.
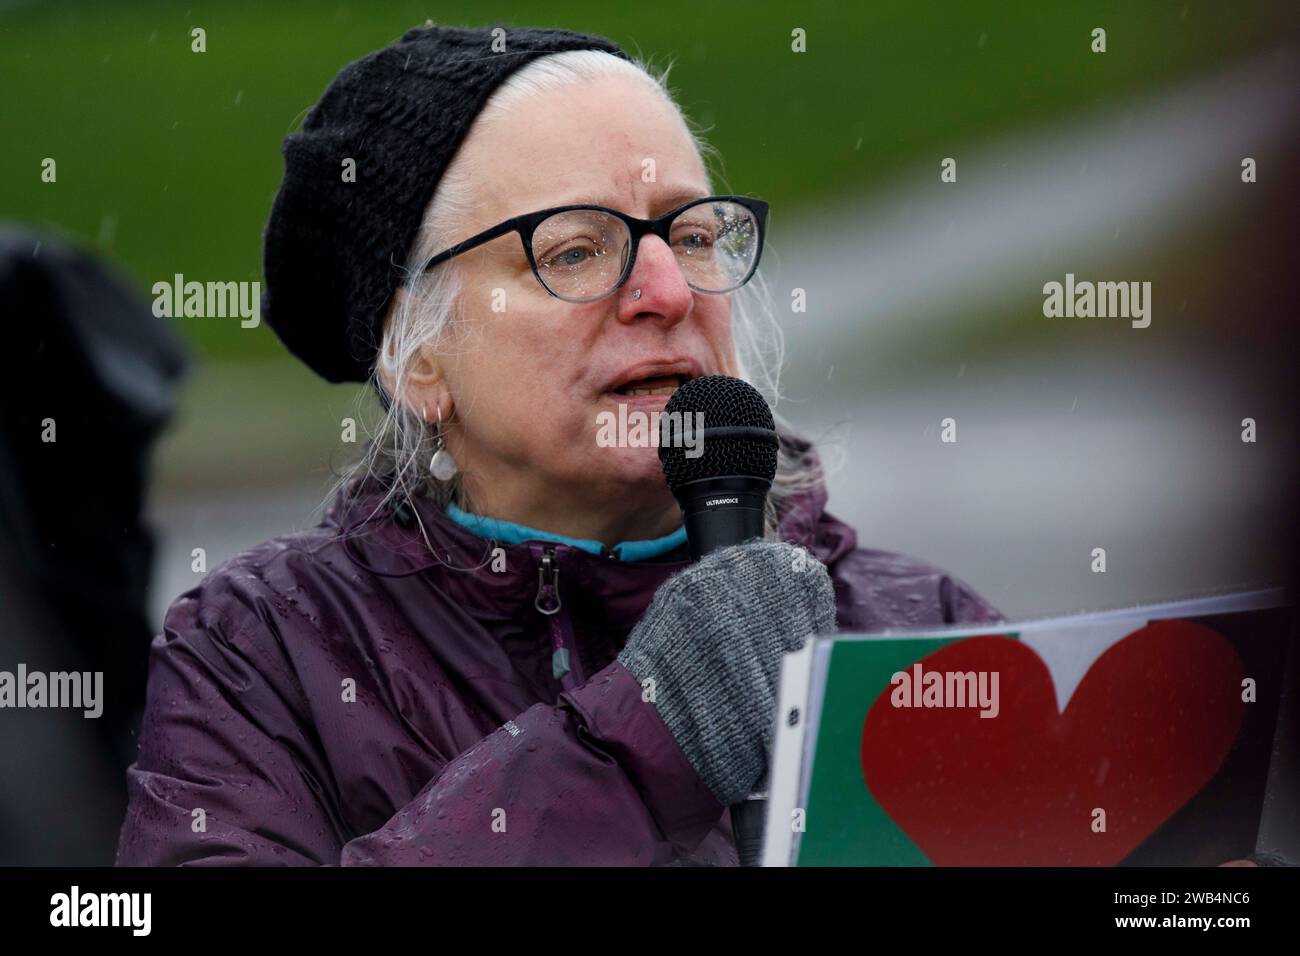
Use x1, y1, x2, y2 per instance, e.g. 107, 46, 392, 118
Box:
658, 375, 779, 561
658, 375, 779, 866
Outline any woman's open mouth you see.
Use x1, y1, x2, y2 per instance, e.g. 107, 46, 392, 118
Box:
603, 360, 703, 403
612, 374, 686, 397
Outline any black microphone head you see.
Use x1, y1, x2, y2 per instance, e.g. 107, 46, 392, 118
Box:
659, 375, 778, 492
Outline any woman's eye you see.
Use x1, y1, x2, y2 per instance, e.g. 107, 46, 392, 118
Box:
544, 243, 597, 268
675, 231, 714, 250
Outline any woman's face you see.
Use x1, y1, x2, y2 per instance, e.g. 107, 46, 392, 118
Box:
424, 74, 740, 525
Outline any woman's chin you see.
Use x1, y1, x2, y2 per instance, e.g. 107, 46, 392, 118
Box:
589, 445, 676, 494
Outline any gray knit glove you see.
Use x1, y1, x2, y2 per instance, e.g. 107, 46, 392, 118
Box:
617, 540, 837, 806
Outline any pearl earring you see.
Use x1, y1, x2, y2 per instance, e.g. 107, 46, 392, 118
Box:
430, 405, 459, 481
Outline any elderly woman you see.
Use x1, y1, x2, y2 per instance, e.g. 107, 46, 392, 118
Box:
116, 24, 998, 867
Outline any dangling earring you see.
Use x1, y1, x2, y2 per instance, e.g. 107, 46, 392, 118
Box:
430, 405, 459, 481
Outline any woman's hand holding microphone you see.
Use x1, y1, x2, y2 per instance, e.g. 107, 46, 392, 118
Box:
617, 540, 838, 807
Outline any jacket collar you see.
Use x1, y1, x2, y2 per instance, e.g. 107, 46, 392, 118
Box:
444, 501, 688, 560
327, 430, 856, 622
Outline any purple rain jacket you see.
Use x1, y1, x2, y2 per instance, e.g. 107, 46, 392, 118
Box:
115, 441, 1000, 866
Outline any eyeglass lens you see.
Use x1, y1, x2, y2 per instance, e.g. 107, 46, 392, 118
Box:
530, 200, 760, 302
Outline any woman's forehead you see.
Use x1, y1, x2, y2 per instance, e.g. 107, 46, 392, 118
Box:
529, 185, 713, 217
466, 77, 708, 217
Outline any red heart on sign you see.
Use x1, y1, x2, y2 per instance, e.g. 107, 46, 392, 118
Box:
860, 621, 1244, 866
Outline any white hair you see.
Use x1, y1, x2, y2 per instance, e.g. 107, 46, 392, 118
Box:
334, 48, 825, 537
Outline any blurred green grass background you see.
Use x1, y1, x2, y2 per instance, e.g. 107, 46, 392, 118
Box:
3, 0, 1295, 362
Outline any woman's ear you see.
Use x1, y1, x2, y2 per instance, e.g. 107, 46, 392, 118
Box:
402, 341, 454, 424
376, 284, 458, 422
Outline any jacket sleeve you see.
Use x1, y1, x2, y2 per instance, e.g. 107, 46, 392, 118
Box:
940, 574, 1003, 625
115, 589, 726, 867
827, 545, 1005, 632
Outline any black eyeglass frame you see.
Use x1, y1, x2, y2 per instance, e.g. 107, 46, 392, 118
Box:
411, 194, 769, 303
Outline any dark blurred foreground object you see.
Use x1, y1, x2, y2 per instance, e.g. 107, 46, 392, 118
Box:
0, 227, 187, 864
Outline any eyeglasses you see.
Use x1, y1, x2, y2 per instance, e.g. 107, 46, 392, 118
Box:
412, 195, 768, 303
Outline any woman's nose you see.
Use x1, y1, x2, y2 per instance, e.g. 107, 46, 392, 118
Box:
615, 235, 694, 326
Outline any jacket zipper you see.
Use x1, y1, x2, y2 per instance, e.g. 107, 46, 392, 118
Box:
535, 544, 583, 691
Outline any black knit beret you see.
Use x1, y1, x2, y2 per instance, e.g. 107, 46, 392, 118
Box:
262, 23, 629, 383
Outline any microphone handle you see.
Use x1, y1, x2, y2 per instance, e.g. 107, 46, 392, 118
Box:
675, 475, 770, 561
674, 474, 773, 864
